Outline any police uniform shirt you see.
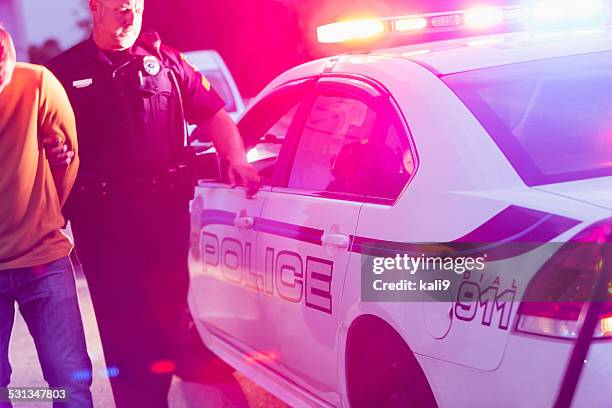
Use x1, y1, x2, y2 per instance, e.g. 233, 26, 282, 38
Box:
47, 35, 225, 180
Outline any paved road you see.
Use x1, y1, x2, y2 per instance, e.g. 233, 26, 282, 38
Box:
8, 271, 287, 408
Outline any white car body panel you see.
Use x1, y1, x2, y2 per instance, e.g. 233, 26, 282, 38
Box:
189, 185, 265, 350
253, 188, 362, 406
406, 30, 612, 75
535, 176, 612, 210
188, 27, 612, 407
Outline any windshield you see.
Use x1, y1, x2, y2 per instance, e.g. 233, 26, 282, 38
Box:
443, 51, 612, 186
202, 69, 237, 112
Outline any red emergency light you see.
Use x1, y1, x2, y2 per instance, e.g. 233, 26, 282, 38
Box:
316, 1, 611, 44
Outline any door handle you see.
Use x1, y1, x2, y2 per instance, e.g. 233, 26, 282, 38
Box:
321, 233, 350, 249
234, 216, 254, 230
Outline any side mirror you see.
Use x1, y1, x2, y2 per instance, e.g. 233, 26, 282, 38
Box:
263, 133, 281, 144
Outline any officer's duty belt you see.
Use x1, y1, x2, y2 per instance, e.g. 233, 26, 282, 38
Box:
75, 169, 189, 199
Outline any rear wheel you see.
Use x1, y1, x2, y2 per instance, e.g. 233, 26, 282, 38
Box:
347, 319, 438, 408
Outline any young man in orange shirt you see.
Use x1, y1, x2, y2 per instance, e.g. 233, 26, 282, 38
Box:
0, 26, 93, 407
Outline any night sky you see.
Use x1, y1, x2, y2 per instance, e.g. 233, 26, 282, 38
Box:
144, 0, 519, 96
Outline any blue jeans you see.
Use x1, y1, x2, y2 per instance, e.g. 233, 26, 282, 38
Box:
0, 257, 93, 408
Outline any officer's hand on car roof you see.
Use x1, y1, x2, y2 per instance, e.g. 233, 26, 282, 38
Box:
43, 134, 74, 168
227, 160, 261, 198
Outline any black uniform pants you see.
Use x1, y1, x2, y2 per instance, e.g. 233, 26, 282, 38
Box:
71, 194, 190, 408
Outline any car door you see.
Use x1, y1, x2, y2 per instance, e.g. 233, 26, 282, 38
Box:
253, 77, 388, 404
189, 79, 313, 351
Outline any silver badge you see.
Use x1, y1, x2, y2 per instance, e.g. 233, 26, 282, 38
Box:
143, 56, 161, 76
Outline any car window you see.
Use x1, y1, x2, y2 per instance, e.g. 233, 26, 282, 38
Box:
245, 105, 299, 185
239, 83, 310, 185
369, 121, 413, 200
443, 51, 612, 186
287, 93, 377, 196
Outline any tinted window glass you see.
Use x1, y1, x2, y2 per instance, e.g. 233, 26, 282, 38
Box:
246, 106, 299, 185
288, 94, 377, 195
239, 84, 307, 184
443, 51, 612, 186
370, 122, 412, 199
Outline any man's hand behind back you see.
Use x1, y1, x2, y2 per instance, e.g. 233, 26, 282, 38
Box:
43, 135, 74, 168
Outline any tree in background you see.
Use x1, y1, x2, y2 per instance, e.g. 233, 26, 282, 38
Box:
28, 38, 62, 64
28, 0, 91, 64
75, 0, 92, 40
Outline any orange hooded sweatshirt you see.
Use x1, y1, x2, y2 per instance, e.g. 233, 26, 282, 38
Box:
0, 62, 79, 270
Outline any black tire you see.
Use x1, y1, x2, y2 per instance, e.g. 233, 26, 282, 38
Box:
348, 323, 438, 408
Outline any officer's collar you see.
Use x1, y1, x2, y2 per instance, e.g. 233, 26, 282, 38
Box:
84, 36, 160, 70
85, 36, 152, 66
84, 36, 124, 67
132, 35, 164, 60
132, 43, 154, 58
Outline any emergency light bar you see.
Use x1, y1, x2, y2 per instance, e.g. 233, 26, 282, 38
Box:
317, 1, 610, 44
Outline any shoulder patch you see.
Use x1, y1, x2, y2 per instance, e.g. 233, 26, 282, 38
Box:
180, 53, 199, 73
201, 73, 211, 92
179, 53, 211, 92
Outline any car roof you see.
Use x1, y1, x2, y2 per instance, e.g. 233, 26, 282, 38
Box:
379, 27, 612, 75
258, 26, 612, 105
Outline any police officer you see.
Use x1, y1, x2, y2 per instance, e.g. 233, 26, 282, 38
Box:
46, 1, 260, 407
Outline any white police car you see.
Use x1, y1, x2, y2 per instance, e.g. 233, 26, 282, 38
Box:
188, 3, 612, 407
